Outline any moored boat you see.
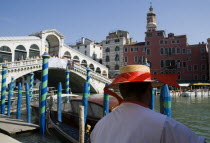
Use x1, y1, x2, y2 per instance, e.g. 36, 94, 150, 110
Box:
31, 94, 119, 131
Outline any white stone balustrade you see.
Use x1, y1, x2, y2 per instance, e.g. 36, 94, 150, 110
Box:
0, 58, 111, 93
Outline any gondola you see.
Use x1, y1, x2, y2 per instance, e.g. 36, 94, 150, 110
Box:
47, 110, 90, 143
31, 94, 119, 141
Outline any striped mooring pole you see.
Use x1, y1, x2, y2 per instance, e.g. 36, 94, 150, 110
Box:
86, 67, 91, 95
82, 82, 89, 124
150, 88, 155, 110
65, 68, 70, 103
39, 83, 42, 127
7, 83, 13, 117
160, 84, 172, 117
39, 49, 50, 134
57, 82, 62, 122
103, 83, 110, 116
11, 77, 15, 91
29, 72, 34, 98
1, 61, 7, 114
16, 83, 22, 119
25, 83, 31, 123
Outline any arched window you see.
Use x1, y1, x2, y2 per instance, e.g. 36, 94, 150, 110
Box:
29, 44, 40, 57
106, 56, 110, 62
81, 60, 87, 67
73, 56, 80, 63
0, 46, 11, 52
16, 45, 26, 51
0, 46, 12, 62
84, 50, 87, 55
15, 45, 27, 60
106, 48, 110, 52
96, 67, 101, 74
115, 64, 119, 70
102, 70, 108, 77
63, 51, 71, 58
89, 64, 95, 71
30, 44, 39, 50
115, 54, 119, 61
115, 46, 120, 51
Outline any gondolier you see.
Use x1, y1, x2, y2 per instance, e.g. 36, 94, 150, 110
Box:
91, 65, 206, 143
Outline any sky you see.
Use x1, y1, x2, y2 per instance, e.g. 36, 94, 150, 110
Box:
0, 0, 209, 45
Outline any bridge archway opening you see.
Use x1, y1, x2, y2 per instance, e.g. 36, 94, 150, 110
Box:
102, 70, 107, 77
0, 46, 12, 62
34, 68, 98, 93
81, 60, 87, 67
63, 51, 71, 59
96, 67, 101, 74
29, 44, 40, 58
73, 56, 80, 64
45, 35, 60, 57
89, 64, 95, 71
15, 45, 27, 60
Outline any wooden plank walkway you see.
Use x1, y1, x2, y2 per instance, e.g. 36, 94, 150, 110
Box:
0, 114, 39, 136
0, 133, 21, 143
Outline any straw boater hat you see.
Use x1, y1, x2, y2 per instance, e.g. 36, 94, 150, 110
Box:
104, 65, 179, 103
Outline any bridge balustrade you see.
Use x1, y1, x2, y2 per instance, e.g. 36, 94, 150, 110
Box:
0, 58, 111, 86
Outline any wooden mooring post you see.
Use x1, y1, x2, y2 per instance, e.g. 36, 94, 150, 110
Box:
79, 105, 85, 143
82, 82, 89, 125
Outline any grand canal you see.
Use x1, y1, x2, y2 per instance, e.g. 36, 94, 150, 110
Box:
14, 95, 210, 142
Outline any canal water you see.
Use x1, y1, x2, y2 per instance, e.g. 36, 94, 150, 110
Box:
14, 95, 210, 142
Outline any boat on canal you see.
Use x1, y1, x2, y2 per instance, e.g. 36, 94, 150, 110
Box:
31, 94, 119, 142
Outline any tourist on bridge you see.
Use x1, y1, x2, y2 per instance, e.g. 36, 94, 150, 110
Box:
91, 65, 206, 143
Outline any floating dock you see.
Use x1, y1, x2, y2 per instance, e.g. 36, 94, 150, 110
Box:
0, 114, 39, 136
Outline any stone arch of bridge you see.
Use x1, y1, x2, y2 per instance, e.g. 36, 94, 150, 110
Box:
8, 67, 98, 93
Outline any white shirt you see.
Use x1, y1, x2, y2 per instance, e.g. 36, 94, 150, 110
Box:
91, 103, 205, 143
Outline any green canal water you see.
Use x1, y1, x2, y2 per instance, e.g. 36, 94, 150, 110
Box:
14, 95, 210, 143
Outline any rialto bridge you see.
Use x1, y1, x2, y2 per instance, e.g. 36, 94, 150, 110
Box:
0, 29, 111, 93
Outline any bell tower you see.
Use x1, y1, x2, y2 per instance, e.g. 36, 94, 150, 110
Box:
146, 3, 157, 31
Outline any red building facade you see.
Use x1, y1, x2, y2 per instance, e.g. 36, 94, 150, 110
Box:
123, 6, 208, 83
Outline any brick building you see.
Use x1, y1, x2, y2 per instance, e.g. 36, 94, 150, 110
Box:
123, 6, 208, 83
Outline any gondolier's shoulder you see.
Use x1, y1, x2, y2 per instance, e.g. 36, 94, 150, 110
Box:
160, 117, 206, 143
